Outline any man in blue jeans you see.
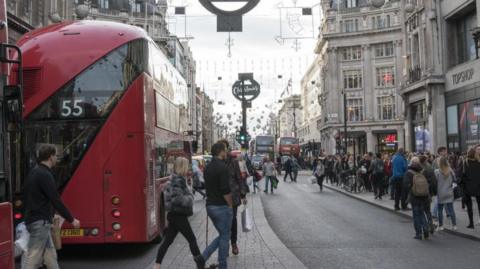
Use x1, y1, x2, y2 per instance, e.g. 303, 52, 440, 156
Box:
203, 142, 233, 269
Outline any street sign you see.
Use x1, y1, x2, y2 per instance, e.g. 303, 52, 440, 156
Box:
231, 79, 260, 101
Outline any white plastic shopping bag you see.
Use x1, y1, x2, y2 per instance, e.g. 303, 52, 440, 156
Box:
241, 205, 252, 233
14, 222, 29, 257
310, 177, 317, 184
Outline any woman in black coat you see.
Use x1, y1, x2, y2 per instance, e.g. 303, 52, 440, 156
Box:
462, 145, 480, 229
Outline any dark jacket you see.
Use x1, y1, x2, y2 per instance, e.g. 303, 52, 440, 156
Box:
420, 163, 437, 196
403, 164, 430, 206
204, 157, 231, 206
284, 159, 292, 172
226, 156, 248, 207
24, 164, 74, 224
164, 174, 194, 216
462, 159, 480, 196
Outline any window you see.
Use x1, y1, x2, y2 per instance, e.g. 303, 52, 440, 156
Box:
341, 46, 362, 61
454, 12, 477, 64
377, 96, 395, 120
155, 93, 180, 132
347, 98, 363, 122
372, 16, 386, 29
346, 0, 357, 8
412, 33, 420, 67
343, 70, 362, 89
131, 1, 142, 13
342, 19, 358, 33
376, 67, 395, 87
25, 39, 147, 188
375, 42, 394, 57
99, 0, 109, 9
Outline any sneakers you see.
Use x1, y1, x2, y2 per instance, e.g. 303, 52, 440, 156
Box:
413, 235, 422, 240
467, 224, 474, 229
452, 225, 458, 231
438, 226, 444, 231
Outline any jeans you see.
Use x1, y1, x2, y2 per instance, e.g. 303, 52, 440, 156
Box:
156, 212, 201, 264
438, 203, 456, 227
412, 204, 428, 237
22, 220, 59, 269
231, 206, 238, 245
203, 205, 233, 269
264, 176, 275, 193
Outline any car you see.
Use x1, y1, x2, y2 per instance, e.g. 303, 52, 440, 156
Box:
251, 154, 264, 170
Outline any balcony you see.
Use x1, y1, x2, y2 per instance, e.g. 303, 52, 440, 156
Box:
408, 66, 422, 84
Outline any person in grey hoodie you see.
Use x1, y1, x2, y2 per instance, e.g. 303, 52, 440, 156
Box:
435, 156, 457, 231
263, 156, 277, 194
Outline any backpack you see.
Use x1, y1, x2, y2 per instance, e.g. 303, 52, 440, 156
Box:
411, 170, 429, 197
373, 160, 384, 175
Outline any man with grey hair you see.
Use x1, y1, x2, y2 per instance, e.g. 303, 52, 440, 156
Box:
403, 156, 431, 240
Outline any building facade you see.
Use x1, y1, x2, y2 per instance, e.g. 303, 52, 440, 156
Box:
315, 0, 405, 155
299, 54, 323, 156
278, 94, 302, 138
202, 92, 215, 154
441, 0, 480, 153
399, 0, 446, 154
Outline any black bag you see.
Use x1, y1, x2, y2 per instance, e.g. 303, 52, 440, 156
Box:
454, 186, 464, 200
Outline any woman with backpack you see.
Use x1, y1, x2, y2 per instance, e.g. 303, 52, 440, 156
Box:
462, 145, 480, 229
434, 157, 457, 231
155, 157, 206, 269
403, 157, 430, 240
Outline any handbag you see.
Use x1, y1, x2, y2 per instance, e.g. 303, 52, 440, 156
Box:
51, 215, 63, 250
453, 185, 464, 200
241, 205, 252, 233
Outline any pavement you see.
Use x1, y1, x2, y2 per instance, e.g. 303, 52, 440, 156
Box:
148, 193, 307, 269
312, 172, 480, 241
261, 172, 480, 269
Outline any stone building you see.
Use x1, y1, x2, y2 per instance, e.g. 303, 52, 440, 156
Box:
315, 0, 405, 155
278, 94, 302, 138
440, 0, 480, 153
299, 54, 323, 156
202, 93, 215, 154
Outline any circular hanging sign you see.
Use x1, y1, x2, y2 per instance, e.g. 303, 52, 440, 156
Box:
199, 0, 260, 16
232, 78, 260, 102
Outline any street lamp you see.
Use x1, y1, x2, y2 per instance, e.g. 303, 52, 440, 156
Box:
342, 90, 348, 155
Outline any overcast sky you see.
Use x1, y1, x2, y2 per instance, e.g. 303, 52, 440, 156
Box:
166, 0, 322, 135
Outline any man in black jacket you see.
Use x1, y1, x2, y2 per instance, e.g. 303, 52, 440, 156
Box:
202, 142, 233, 269
22, 144, 80, 269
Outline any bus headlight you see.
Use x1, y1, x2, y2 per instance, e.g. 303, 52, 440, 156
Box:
112, 222, 121, 231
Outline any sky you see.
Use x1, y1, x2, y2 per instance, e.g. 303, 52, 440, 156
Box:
165, 0, 322, 136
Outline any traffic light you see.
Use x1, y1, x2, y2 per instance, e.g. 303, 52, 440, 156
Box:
236, 128, 250, 149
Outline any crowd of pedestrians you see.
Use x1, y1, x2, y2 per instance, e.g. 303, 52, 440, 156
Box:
309, 144, 480, 240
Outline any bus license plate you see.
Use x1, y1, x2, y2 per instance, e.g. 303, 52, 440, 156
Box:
61, 229, 84, 237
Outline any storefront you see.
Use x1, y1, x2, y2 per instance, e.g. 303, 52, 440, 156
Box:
376, 132, 398, 153
445, 59, 480, 153
410, 100, 431, 153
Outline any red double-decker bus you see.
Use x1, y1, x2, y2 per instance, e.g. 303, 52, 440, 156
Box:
11, 20, 191, 244
278, 137, 300, 157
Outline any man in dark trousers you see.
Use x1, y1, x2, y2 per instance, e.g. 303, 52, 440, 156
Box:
283, 156, 293, 182
202, 142, 233, 269
22, 144, 80, 269
218, 139, 247, 256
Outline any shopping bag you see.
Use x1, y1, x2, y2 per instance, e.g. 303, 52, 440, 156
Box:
51, 215, 65, 250
241, 205, 252, 233
310, 177, 317, 184
14, 222, 29, 257
272, 176, 279, 189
